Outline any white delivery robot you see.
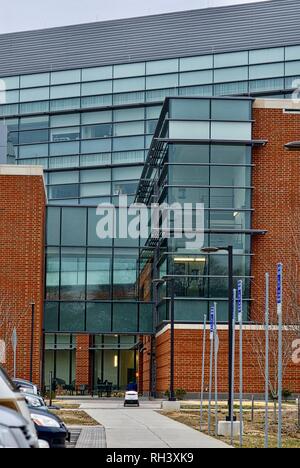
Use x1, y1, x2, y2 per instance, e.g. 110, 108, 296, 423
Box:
124, 390, 139, 407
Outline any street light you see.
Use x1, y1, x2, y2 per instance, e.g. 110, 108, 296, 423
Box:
153, 277, 176, 402
201, 245, 235, 421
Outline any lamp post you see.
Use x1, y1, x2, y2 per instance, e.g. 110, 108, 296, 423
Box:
201, 245, 234, 421
29, 301, 35, 383
153, 277, 176, 401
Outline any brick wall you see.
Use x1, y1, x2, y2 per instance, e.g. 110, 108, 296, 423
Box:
75, 335, 91, 388
154, 327, 300, 394
0, 171, 46, 386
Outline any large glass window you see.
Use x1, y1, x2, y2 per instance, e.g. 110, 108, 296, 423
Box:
146, 74, 178, 90
211, 122, 251, 141
46, 248, 60, 300
249, 47, 284, 64
147, 59, 178, 75
113, 303, 138, 333
211, 100, 251, 121
51, 69, 81, 85
180, 70, 213, 86
168, 165, 209, 186
114, 62, 145, 78
169, 121, 210, 139
81, 110, 112, 125
82, 124, 112, 139
170, 98, 210, 120
214, 51, 248, 68
50, 84, 81, 99
82, 66, 113, 81
20, 115, 49, 130
20, 73, 50, 88
249, 63, 284, 80
180, 55, 213, 71
81, 81, 112, 96
50, 126, 80, 142
114, 121, 144, 137
60, 303, 85, 332
168, 144, 209, 164
214, 67, 248, 83
113, 249, 138, 300
60, 248, 86, 300
86, 303, 111, 332
61, 207, 87, 245
20, 87, 49, 102
87, 249, 111, 300
19, 129, 48, 144
114, 77, 145, 93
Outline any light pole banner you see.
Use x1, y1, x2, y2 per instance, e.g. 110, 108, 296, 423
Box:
277, 263, 283, 316
237, 280, 243, 322
210, 306, 215, 340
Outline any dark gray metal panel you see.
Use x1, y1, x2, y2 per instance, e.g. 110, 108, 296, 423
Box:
0, 0, 299, 76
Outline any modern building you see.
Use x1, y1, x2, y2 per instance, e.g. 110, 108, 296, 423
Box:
0, 0, 299, 394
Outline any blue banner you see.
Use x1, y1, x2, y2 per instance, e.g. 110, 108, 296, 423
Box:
237, 280, 243, 317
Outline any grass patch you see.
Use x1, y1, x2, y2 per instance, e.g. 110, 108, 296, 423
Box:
163, 406, 300, 449
50, 409, 99, 426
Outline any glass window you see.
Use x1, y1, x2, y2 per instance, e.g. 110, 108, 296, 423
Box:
214, 51, 248, 68
82, 66, 113, 81
112, 181, 138, 196
210, 166, 251, 187
0, 104, 19, 117
50, 84, 81, 99
114, 121, 144, 137
112, 166, 142, 181
113, 136, 144, 152
80, 153, 111, 167
88, 207, 113, 247
210, 188, 251, 209
19, 129, 49, 144
44, 303, 59, 332
50, 97, 80, 111
211, 145, 251, 164
113, 249, 138, 300
51, 69, 81, 85
45, 247, 59, 300
81, 139, 112, 153
0, 76, 19, 90
81, 111, 112, 125
168, 187, 209, 205
147, 59, 178, 75
169, 165, 209, 186
82, 123, 112, 139
81, 95, 112, 108
249, 78, 284, 93
50, 126, 80, 142
146, 106, 162, 119
20, 87, 49, 102
114, 107, 144, 122
249, 47, 284, 64
114, 62, 145, 78
81, 80, 112, 96
60, 303, 85, 332
214, 67, 248, 83
180, 70, 213, 86
210, 211, 250, 231
49, 171, 79, 185
2, 90, 19, 104
211, 99, 251, 121
50, 141, 80, 156
113, 91, 145, 106
19, 143, 48, 158
214, 81, 249, 96
170, 98, 210, 119
45, 211, 62, 246
113, 303, 138, 333
211, 122, 252, 141
286, 45, 300, 62
86, 303, 111, 332
169, 121, 210, 139
249, 63, 284, 80
285, 61, 300, 76
20, 73, 50, 88
112, 150, 145, 165
60, 247, 86, 300
114, 77, 145, 93
180, 55, 213, 71
87, 249, 111, 300
20, 115, 49, 130
49, 156, 79, 169
81, 182, 111, 197
168, 144, 209, 164
61, 207, 87, 245
81, 168, 111, 183
49, 184, 79, 200
146, 74, 178, 90
50, 114, 79, 129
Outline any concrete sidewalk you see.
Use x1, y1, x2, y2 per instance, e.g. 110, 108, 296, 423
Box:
81, 401, 230, 448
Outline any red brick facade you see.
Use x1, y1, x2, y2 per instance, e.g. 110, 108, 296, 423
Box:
0, 168, 46, 386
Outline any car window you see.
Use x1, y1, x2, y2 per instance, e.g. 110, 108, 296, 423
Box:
0, 367, 18, 392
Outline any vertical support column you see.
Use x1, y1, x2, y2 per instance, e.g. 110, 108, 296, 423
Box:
76, 335, 91, 390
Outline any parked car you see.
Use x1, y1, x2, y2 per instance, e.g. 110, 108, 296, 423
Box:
0, 367, 39, 448
29, 408, 70, 449
0, 406, 32, 448
23, 393, 48, 411
12, 379, 39, 395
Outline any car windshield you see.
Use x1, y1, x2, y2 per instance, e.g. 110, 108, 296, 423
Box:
0, 367, 18, 392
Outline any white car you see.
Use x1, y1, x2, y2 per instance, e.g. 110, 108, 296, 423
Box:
124, 391, 139, 407
0, 367, 39, 448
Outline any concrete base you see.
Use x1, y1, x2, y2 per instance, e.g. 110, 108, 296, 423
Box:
161, 400, 181, 412
218, 421, 243, 438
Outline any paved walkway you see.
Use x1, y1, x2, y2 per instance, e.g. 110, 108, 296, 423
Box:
80, 400, 230, 448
